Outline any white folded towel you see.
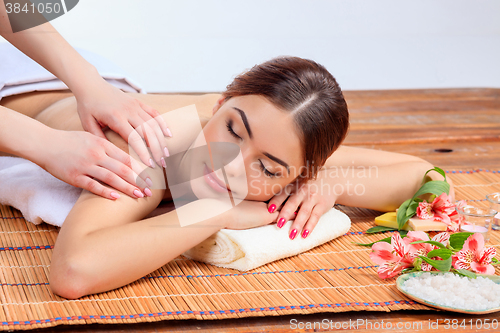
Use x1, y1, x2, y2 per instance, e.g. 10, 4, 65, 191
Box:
0, 157, 82, 227
181, 207, 351, 271
0, 42, 145, 101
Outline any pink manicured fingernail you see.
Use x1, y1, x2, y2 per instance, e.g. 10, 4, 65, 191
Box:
145, 177, 153, 187
164, 147, 170, 157
277, 218, 285, 228
289, 229, 297, 240
161, 157, 166, 168
149, 159, 155, 169
144, 188, 152, 197
110, 192, 120, 200
268, 204, 276, 213
302, 229, 309, 238
166, 128, 172, 137
134, 189, 144, 198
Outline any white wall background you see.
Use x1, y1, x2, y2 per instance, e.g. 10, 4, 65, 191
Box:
2, 0, 500, 93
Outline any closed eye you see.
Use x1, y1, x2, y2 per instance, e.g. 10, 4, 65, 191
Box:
259, 160, 277, 178
226, 119, 242, 140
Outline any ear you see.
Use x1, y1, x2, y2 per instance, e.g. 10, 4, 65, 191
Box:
212, 96, 226, 116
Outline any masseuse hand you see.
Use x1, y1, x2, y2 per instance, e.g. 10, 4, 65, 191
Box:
75, 77, 171, 169
39, 129, 149, 200
267, 169, 336, 240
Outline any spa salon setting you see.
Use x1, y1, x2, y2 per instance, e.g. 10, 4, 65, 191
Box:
1, 0, 499, 332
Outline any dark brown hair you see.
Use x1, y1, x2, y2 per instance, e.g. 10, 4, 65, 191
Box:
223, 56, 349, 182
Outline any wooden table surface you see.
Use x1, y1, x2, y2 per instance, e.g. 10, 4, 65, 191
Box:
28, 88, 500, 333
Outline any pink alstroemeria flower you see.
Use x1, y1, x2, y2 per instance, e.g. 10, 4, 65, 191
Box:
369, 233, 413, 279
452, 233, 497, 275
416, 194, 465, 232
404, 231, 450, 271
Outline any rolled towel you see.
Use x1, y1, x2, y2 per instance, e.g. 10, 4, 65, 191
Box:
181, 207, 351, 271
0, 157, 82, 227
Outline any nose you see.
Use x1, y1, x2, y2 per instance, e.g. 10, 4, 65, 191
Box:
209, 142, 246, 179
223, 151, 246, 178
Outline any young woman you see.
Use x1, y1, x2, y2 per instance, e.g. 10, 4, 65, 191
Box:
1, 56, 453, 299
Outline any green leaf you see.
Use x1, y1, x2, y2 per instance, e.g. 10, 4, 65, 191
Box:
449, 232, 474, 250
454, 269, 477, 279
399, 230, 409, 238
394, 166, 449, 232
410, 240, 446, 249
412, 180, 450, 199
396, 198, 413, 230
407, 201, 420, 215
366, 226, 398, 234
424, 166, 447, 182
427, 248, 453, 260
492, 258, 499, 265
413, 257, 423, 271
418, 255, 452, 272
353, 236, 392, 247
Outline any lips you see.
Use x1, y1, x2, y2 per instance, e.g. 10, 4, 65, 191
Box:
203, 163, 230, 193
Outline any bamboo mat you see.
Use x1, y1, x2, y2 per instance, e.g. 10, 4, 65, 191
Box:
1, 169, 500, 331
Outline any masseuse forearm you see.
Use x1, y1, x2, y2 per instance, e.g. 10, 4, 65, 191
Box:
0, 106, 53, 163
0, 3, 102, 98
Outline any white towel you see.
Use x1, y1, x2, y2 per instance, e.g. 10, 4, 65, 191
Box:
0, 42, 145, 101
0, 157, 81, 227
181, 207, 351, 271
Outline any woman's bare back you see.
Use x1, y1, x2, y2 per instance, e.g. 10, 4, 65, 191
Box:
1, 91, 222, 201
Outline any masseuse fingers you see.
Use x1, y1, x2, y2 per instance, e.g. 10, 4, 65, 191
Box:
81, 114, 108, 140
99, 155, 149, 196
74, 174, 123, 201
140, 121, 164, 168
90, 165, 149, 199
138, 112, 169, 168
104, 143, 150, 189
123, 123, 155, 168
137, 100, 171, 138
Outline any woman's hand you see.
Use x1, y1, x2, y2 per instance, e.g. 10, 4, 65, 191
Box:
38, 129, 150, 200
225, 200, 279, 230
267, 170, 337, 240
75, 78, 171, 169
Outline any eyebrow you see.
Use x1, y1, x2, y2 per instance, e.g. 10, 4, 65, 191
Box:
233, 106, 290, 174
233, 107, 253, 139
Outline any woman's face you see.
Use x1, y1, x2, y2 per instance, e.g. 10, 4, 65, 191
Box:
189, 95, 304, 201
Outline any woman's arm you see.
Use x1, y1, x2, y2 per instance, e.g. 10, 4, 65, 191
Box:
323, 145, 455, 210
49, 186, 278, 299
269, 145, 455, 240
49, 186, 230, 299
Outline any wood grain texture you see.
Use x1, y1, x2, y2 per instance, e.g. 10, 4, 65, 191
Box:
344, 88, 500, 146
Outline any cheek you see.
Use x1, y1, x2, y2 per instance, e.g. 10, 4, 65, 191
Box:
202, 120, 227, 144
245, 174, 293, 201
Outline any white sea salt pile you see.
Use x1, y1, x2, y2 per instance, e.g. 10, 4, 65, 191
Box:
402, 273, 500, 311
